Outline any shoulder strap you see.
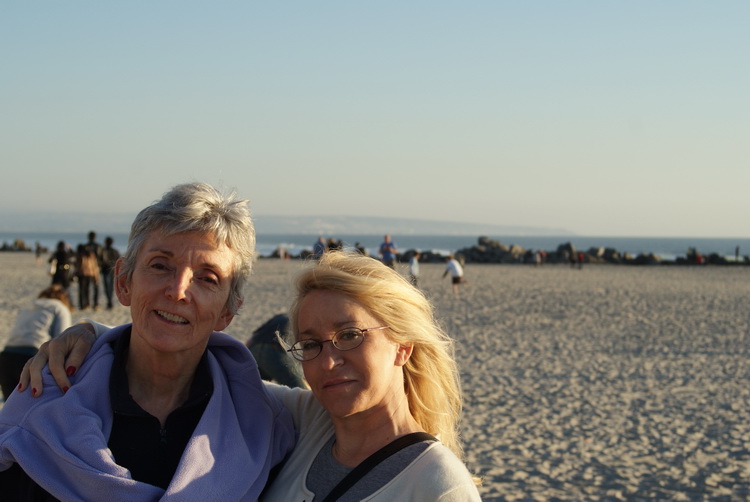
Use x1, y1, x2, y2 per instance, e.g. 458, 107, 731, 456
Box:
320, 432, 436, 502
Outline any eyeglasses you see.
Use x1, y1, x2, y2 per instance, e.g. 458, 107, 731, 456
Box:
286, 326, 389, 362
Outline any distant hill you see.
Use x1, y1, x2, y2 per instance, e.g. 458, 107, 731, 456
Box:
253, 215, 571, 236
0, 211, 572, 237
0, 211, 135, 233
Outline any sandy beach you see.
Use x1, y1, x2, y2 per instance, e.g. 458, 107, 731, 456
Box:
1, 253, 749, 501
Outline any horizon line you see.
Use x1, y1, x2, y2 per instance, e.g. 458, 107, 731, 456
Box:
1, 229, 749, 240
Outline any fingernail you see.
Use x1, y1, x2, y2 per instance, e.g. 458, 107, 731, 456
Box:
62, 386, 69, 394
31, 388, 38, 397
17, 383, 22, 391
66, 366, 76, 377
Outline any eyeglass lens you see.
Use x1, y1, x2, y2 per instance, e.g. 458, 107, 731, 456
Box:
291, 328, 365, 361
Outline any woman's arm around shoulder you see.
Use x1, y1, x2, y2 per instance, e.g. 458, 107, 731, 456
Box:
19, 320, 113, 396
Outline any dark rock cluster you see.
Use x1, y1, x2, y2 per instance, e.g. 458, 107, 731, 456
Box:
263, 236, 747, 265
414, 236, 748, 266
0, 239, 33, 252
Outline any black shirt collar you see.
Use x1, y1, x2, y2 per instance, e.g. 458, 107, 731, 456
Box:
109, 328, 213, 415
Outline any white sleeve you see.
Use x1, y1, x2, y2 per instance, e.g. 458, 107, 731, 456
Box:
263, 382, 323, 430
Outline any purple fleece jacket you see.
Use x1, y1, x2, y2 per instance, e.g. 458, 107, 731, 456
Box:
0, 324, 296, 501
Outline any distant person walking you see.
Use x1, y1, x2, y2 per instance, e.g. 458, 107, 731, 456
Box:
378, 234, 399, 268
49, 241, 73, 291
100, 236, 120, 310
312, 236, 327, 259
442, 255, 465, 295
35, 242, 43, 266
409, 251, 421, 287
0, 285, 72, 400
76, 231, 102, 310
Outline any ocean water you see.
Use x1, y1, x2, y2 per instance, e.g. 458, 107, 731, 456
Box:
2, 231, 748, 261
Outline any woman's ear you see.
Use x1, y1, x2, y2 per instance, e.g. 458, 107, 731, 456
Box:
213, 308, 235, 332
114, 258, 132, 306
214, 298, 240, 332
395, 344, 414, 367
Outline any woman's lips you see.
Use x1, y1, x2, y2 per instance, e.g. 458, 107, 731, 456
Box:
323, 378, 354, 389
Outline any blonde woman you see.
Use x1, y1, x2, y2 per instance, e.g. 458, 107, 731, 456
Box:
261, 252, 479, 500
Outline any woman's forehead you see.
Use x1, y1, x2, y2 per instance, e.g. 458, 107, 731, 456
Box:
297, 290, 378, 329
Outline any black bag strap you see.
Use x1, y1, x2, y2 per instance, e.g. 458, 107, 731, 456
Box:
320, 432, 437, 502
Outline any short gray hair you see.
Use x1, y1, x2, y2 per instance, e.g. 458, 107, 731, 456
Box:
121, 182, 255, 315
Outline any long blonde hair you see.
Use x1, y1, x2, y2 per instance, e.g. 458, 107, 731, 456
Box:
288, 252, 465, 459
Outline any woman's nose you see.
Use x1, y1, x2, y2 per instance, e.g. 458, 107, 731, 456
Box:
318, 341, 343, 368
166, 270, 192, 302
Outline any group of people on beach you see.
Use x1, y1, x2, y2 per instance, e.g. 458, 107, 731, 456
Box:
48, 232, 121, 310
313, 234, 467, 295
0, 231, 122, 403
0, 182, 481, 500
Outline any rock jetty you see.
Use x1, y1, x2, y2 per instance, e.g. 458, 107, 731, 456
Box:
263, 236, 746, 265
416, 236, 747, 266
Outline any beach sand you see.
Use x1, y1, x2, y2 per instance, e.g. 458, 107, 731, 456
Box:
1, 253, 749, 501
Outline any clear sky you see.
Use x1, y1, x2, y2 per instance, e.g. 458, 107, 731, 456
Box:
2, 2, 748, 237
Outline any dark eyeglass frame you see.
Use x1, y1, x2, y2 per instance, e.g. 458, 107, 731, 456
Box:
285, 326, 389, 362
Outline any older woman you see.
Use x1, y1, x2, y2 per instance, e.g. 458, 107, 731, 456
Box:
0, 183, 295, 501
22, 252, 480, 500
